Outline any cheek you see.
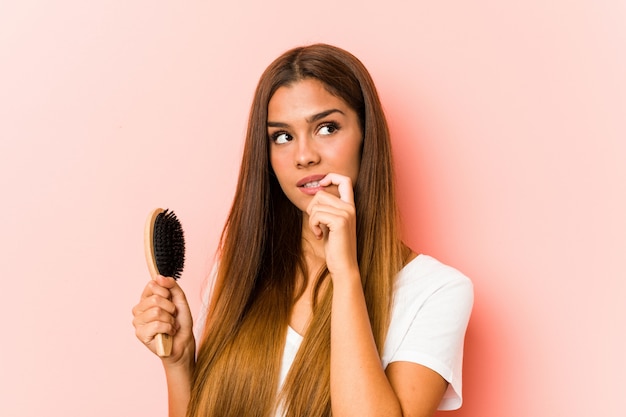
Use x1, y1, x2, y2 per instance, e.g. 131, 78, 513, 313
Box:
269, 152, 291, 187
336, 143, 362, 181
269, 153, 281, 176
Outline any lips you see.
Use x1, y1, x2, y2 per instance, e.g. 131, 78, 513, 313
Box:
301, 181, 321, 188
296, 174, 327, 195
297, 174, 326, 188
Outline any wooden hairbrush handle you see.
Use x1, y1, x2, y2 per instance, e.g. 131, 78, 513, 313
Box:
144, 207, 173, 358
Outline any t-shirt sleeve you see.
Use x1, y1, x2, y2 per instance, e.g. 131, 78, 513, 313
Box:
385, 262, 474, 410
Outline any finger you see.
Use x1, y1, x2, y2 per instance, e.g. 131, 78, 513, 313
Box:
308, 216, 326, 240
308, 199, 352, 217
133, 305, 177, 328
307, 197, 354, 224
154, 275, 178, 289
309, 209, 351, 234
167, 279, 189, 305
134, 288, 177, 314
132, 295, 177, 324
307, 200, 328, 239
135, 320, 178, 345
139, 278, 172, 300
306, 191, 354, 221
160, 278, 194, 330
308, 210, 352, 244
134, 305, 179, 338
320, 173, 354, 204
146, 294, 178, 316
133, 307, 178, 346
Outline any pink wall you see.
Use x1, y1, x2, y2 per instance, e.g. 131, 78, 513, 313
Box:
1, 1, 624, 416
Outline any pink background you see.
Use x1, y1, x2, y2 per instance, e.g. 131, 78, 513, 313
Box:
1, 1, 624, 416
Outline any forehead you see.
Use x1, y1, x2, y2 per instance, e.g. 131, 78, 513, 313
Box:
268, 79, 350, 119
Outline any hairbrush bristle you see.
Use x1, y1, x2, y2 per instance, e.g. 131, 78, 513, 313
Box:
153, 209, 185, 280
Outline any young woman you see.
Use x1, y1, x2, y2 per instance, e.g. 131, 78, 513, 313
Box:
132, 43, 473, 417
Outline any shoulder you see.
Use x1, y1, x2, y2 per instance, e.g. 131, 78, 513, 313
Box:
394, 254, 474, 305
382, 254, 474, 366
382, 254, 474, 410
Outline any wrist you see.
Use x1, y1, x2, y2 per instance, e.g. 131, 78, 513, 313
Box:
163, 346, 195, 373
330, 269, 362, 292
163, 359, 195, 389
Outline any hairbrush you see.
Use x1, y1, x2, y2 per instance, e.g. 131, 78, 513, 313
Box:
144, 208, 185, 357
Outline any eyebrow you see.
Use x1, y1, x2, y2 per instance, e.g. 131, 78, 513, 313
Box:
267, 108, 345, 128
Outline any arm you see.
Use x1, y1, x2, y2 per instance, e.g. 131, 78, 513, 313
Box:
386, 362, 449, 417
330, 273, 447, 417
132, 275, 196, 417
164, 357, 195, 417
307, 174, 449, 417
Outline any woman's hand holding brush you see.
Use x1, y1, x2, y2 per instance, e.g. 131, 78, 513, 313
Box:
132, 275, 195, 366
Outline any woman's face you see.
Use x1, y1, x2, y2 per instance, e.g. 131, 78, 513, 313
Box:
267, 78, 363, 213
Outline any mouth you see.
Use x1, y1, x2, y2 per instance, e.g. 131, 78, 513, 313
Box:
301, 180, 321, 188
297, 174, 326, 195
297, 174, 326, 188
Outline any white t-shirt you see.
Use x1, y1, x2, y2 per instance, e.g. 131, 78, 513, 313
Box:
197, 254, 473, 411
278, 255, 473, 410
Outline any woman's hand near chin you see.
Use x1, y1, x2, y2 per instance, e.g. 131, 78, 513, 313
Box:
307, 174, 403, 416
305, 173, 360, 282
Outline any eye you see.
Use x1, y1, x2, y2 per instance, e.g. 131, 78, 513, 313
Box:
318, 122, 339, 136
270, 131, 292, 144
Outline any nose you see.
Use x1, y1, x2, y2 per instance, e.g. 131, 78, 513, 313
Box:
295, 137, 320, 168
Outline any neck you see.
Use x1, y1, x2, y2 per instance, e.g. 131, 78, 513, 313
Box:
294, 214, 327, 300
300, 215, 325, 267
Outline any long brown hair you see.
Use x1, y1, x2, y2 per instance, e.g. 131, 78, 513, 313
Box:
187, 44, 405, 417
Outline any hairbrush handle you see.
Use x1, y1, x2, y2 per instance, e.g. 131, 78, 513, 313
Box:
144, 207, 173, 358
